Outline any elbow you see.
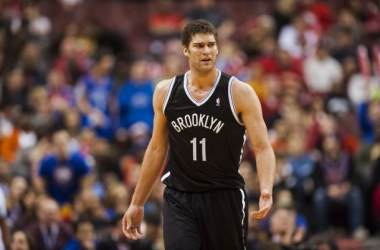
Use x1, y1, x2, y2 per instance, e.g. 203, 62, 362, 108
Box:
254, 142, 274, 155
150, 141, 168, 156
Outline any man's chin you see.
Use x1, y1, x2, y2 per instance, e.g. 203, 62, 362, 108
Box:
197, 64, 215, 72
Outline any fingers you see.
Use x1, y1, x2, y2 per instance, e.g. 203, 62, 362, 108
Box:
123, 224, 143, 240
122, 214, 143, 240
123, 227, 143, 240
250, 206, 270, 219
122, 214, 131, 238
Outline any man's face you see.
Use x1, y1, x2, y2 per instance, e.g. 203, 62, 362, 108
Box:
37, 200, 59, 225
76, 222, 95, 242
53, 131, 69, 158
10, 231, 30, 250
183, 33, 218, 73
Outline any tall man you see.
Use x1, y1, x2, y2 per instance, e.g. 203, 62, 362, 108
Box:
123, 19, 276, 250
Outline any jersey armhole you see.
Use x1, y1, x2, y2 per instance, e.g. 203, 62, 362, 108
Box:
162, 76, 176, 114
228, 77, 245, 126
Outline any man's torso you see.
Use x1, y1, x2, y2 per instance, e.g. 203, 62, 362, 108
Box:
162, 70, 246, 192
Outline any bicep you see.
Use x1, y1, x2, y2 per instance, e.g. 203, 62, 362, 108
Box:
149, 83, 170, 152
149, 110, 168, 150
234, 82, 270, 152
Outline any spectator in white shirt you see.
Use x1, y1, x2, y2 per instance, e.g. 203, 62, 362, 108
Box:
0, 188, 10, 250
304, 43, 343, 94
278, 14, 319, 59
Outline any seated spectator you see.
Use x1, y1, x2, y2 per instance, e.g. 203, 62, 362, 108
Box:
62, 109, 81, 152
96, 214, 134, 250
63, 218, 96, 250
14, 109, 38, 165
18, 42, 46, 86
117, 60, 154, 155
54, 36, 88, 86
313, 133, 367, 238
148, 0, 184, 40
0, 102, 20, 164
278, 14, 319, 59
271, 119, 289, 156
10, 231, 35, 250
13, 188, 37, 230
186, 0, 235, 41
276, 49, 304, 78
240, 161, 260, 203
25, 198, 72, 250
248, 61, 268, 102
216, 40, 247, 77
23, 1, 51, 41
104, 182, 129, 217
357, 99, 380, 144
272, 0, 296, 38
118, 60, 154, 133
36, 130, 92, 205
333, 9, 361, 45
267, 190, 307, 248
72, 189, 109, 231
300, 0, 333, 33
47, 69, 74, 113
132, 211, 162, 250
331, 30, 357, 63
355, 121, 380, 191
6, 176, 28, 228
75, 51, 115, 140
29, 86, 59, 139
304, 42, 343, 94
1, 68, 29, 110
305, 233, 338, 250
287, 131, 315, 208
0, 187, 10, 250
0, 158, 10, 195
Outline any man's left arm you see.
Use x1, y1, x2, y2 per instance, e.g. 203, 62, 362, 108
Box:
232, 78, 276, 219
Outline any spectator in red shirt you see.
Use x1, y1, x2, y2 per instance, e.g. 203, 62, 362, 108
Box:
148, 0, 184, 40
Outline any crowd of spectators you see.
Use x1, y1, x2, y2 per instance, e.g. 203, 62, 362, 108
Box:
1, 0, 380, 249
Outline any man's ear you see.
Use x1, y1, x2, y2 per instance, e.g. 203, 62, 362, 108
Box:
182, 45, 190, 57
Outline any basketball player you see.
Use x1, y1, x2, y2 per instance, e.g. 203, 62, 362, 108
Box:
122, 19, 276, 250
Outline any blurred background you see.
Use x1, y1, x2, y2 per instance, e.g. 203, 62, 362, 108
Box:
0, 0, 380, 249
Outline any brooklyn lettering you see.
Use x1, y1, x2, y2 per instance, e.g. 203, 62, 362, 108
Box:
171, 114, 225, 133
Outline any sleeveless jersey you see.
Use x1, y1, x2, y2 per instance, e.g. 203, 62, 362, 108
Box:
162, 70, 246, 192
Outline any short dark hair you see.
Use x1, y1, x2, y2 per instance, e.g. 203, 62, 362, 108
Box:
73, 216, 94, 233
305, 234, 338, 250
181, 19, 218, 48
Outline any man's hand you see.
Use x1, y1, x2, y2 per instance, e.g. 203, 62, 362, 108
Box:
250, 190, 272, 219
122, 205, 144, 240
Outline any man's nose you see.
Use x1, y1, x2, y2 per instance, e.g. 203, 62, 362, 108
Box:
203, 46, 211, 54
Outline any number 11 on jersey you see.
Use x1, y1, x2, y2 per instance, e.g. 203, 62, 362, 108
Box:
190, 138, 206, 161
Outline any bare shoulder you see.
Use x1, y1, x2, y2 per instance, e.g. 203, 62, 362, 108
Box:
153, 78, 174, 110
155, 78, 173, 98
231, 78, 259, 113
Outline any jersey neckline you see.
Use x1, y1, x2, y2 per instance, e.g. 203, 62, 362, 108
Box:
183, 70, 221, 107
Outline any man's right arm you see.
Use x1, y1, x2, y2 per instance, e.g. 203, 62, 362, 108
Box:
123, 79, 171, 240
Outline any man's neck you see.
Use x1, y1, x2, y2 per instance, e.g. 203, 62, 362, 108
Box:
188, 68, 218, 89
